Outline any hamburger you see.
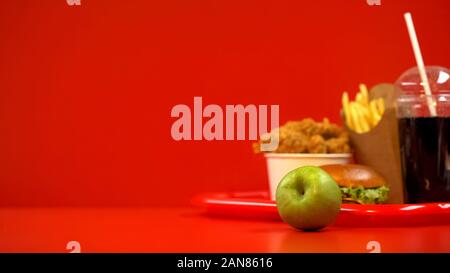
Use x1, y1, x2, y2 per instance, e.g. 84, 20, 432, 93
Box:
320, 164, 389, 204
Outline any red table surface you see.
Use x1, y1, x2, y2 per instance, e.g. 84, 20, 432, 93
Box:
0, 207, 449, 253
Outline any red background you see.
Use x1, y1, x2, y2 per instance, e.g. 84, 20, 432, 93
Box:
0, 0, 449, 206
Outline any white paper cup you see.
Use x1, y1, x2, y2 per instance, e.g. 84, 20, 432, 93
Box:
264, 153, 352, 200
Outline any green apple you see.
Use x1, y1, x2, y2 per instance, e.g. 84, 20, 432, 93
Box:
276, 166, 342, 231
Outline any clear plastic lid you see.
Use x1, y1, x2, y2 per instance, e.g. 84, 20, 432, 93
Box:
395, 66, 450, 118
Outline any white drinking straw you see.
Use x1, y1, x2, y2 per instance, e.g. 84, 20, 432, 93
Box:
404, 12, 437, 117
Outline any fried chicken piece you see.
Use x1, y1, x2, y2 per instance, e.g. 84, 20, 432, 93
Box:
275, 127, 308, 153
286, 118, 322, 136
253, 118, 351, 154
253, 127, 308, 153
307, 134, 327, 153
325, 137, 351, 153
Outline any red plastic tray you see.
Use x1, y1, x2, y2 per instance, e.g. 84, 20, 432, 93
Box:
192, 191, 450, 227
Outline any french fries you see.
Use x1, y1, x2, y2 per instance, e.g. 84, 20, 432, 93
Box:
341, 84, 385, 133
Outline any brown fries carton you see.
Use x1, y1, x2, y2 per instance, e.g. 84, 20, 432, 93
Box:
345, 83, 404, 204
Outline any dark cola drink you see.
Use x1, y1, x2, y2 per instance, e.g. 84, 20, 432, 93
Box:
398, 117, 450, 203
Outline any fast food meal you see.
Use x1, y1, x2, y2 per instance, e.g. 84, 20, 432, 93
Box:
253, 118, 351, 154
320, 164, 390, 204
341, 84, 385, 133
